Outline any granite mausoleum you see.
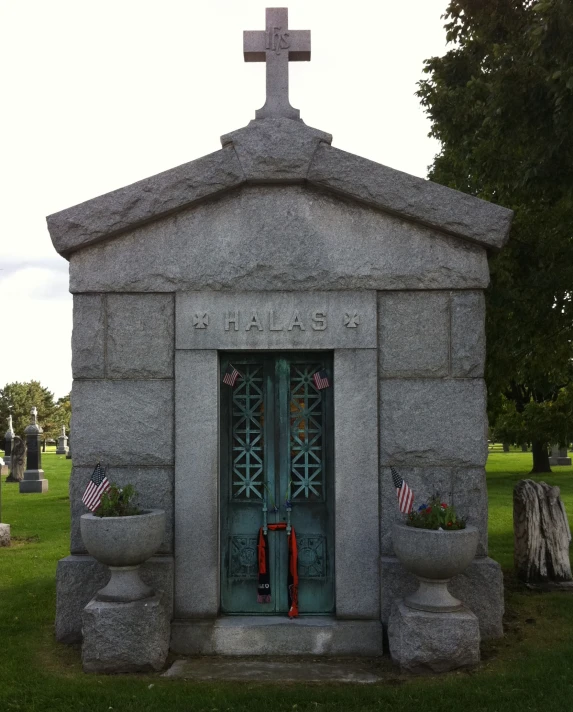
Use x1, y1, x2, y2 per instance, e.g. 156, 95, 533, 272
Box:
49, 8, 513, 656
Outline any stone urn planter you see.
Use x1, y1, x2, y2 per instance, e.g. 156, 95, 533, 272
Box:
392, 522, 479, 612
80, 509, 165, 602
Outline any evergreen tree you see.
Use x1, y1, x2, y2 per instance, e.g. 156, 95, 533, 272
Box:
0, 382, 56, 443
418, 0, 573, 471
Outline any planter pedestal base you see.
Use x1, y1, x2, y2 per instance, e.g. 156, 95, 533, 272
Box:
405, 576, 463, 612
388, 600, 480, 674
97, 565, 154, 602
81, 593, 169, 673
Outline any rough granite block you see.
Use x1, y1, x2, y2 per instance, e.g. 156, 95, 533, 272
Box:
170, 618, 383, 656
379, 292, 449, 377
308, 142, 513, 250
107, 294, 174, 378
221, 118, 331, 182
82, 594, 170, 673
451, 292, 485, 377
174, 351, 219, 618
380, 378, 488, 467
380, 555, 504, 639
69, 467, 174, 555
47, 145, 245, 256
451, 468, 489, 555
388, 600, 480, 674
380, 467, 488, 557
334, 349, 380, 618
72, 295, 105, 378
71, 380, 173, 467
68, 186, 490, 293
55, 554, 173, 644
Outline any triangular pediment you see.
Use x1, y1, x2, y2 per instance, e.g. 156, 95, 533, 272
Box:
47, 118, 512, 258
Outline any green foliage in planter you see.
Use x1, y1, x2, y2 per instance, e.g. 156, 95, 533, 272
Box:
406, 495, 466, 531
94, 484, 142, 518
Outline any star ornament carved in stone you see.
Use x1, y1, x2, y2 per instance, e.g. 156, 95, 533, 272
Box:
193, 312, 209, 329
344, 312, 360, 328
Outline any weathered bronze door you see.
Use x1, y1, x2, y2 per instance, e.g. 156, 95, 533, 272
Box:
220, 353, 334, 615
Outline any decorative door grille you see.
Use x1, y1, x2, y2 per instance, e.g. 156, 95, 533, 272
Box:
220, 353, 334, 615
231, 364, 264, 500
289, 364, 325, 501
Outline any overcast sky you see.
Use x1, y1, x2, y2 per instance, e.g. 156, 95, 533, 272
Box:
0, 0, 449, 399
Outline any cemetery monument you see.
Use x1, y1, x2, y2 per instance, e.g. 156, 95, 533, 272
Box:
4, 415, 14, 467
549, 445, 571, 467
19, 407, 49, 493
6, 436, 26, 483
56, 425, 69, 455
49, 8, 513, 657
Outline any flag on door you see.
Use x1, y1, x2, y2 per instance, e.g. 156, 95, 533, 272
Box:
312, 369, 330, 390
391, 466, 414, 514
223, 364, 241, 387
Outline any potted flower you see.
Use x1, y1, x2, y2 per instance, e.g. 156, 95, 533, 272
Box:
80, 484, 165, 603
392, 496, 478, 612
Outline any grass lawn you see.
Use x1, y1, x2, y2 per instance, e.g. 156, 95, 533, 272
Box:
1, 450, 573, 711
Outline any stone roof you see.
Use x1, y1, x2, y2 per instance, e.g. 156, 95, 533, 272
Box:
47, 117, 513, 258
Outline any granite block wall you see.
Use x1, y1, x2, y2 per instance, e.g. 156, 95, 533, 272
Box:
70, 293, 175, 556
63, 284, 501, 642
377, 290, 502, 636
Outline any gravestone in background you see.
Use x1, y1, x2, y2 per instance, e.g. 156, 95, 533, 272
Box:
4, 415, 14, 467
56, 425, 69, 455
19, 407, 49, 493
47, 7, 513, 656
6, 436, 25, 483
549, 445, 571, 467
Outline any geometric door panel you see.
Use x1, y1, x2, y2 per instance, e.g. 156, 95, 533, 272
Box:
220, 353, 334, 615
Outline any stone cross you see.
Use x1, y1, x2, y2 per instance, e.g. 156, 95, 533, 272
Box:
244, 7, 311, 120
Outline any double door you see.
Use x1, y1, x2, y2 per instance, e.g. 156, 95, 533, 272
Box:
220, 353, 334, 615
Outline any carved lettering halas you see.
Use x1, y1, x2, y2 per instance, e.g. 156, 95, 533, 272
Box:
225, 311, 239, 331
269, 309, 283, 331
311, 311, 327, 331
287, 310, 306, 331
246, 310, 264, 331
176, 292, 377, 349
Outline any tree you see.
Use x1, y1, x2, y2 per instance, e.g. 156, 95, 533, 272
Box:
417, 0, 573, 472
44, 394, 71, 445
0, 381, 56, 442
493, 388, 573, 459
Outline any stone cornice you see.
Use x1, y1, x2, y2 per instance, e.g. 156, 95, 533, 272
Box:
47, 118, 513, 258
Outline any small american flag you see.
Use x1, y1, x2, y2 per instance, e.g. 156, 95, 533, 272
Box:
223, 364, 241, 387
82, 463, 111, 512
312, 369, 330, 390
391, 466, 414, 514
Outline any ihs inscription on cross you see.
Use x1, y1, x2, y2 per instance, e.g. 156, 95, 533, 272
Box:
244, 7, 310, 120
